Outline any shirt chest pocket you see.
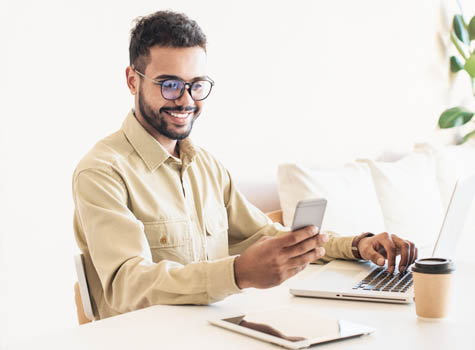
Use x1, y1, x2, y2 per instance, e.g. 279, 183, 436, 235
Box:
205, 206, 229, 260
143, 220, 191, 265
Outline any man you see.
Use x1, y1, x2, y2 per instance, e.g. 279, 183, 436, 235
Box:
73, 10, 417, 320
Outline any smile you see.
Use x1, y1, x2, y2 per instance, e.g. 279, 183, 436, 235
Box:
167, 111, 193, 119
164, 111, 193, 125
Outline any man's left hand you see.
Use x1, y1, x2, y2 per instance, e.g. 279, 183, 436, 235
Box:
357, 232, 417, 274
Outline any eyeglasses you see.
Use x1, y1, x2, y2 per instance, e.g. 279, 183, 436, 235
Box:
134, 69, 214, 101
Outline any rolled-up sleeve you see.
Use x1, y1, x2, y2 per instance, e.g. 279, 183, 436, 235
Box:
74, 168, 241, 314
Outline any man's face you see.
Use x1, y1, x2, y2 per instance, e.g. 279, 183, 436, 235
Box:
135, 46, 207, 140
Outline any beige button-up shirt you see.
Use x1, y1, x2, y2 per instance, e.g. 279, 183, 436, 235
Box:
73, 110, 357, 320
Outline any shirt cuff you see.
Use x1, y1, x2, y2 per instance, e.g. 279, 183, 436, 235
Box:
206, 255, 242, 302
339, 235, 360, 260
320, 230, 357, 260
351, 232, 375, 259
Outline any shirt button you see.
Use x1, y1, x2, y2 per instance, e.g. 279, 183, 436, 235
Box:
160, 236, 167, 244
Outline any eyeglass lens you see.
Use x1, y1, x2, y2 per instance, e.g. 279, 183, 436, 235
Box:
161, 80, 212, 101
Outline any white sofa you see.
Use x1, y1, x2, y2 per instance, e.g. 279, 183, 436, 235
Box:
238, 142, 475, 262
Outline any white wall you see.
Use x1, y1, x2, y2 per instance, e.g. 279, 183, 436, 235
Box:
2, 0, 475, 344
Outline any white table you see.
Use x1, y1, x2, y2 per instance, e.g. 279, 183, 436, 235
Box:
9, 262, 475, 350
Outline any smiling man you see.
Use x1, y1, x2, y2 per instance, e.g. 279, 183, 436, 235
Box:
72, 10, 417, 320
132, 46, 207, 153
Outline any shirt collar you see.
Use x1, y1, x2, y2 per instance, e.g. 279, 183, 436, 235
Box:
121, 109, 197, 171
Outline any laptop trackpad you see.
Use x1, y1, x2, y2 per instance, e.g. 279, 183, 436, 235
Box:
311, 268, 361, 291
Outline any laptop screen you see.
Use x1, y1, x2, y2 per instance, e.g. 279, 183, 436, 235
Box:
432, 173, 475, 259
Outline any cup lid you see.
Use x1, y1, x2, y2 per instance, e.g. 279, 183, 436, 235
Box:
411, 258, 455, 274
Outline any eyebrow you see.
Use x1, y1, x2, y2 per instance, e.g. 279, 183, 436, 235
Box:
153, 74, 209, 82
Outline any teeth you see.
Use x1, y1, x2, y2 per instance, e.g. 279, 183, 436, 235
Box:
169, 112, 191, 118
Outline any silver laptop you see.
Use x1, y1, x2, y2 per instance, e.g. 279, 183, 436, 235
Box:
289, 172, 475, 303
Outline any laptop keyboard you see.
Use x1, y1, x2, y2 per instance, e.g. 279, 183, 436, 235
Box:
352, 267, 413, 293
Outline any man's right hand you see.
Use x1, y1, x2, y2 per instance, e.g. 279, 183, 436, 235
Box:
233, 226, 328, 289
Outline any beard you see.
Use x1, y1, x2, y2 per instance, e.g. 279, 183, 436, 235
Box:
138, 86, 200, 140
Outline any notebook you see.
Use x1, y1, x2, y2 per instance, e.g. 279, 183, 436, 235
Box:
289, 172, 475, 303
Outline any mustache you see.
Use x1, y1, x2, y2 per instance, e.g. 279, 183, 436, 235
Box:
160, 106, 198, 113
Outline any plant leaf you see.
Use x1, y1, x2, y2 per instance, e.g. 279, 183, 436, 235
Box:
438, 106, 474, 128
464, 54, 475, 78
469, 16, 475, 41
450, 56, 464, 72
453, 14, 470, 45
462, 130, 475, 143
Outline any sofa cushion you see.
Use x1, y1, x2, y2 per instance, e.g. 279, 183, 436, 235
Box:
277, 143, 475, 261
415, 142, 475, 207
277, 162, 386, 236
358, 152, 443, 249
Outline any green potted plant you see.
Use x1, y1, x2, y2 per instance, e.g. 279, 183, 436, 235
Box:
438, 4, 475, 143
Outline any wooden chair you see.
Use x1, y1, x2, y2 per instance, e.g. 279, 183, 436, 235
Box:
74, 254, 94, 325
266, 209, 284, 225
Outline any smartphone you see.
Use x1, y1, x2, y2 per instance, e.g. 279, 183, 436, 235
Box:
291, 198, 327, 232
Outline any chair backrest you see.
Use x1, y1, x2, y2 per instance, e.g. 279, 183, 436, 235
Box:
74, 254, 94, 323
266, 209, 284, 225
72, 211, 283, 324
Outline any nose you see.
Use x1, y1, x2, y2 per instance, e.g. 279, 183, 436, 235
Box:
174, 84, 195, 106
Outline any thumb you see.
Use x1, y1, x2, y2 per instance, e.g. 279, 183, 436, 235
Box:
366, 246, 386, 266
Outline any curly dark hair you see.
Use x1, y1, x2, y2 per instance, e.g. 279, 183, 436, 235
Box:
129, 10, 207, 72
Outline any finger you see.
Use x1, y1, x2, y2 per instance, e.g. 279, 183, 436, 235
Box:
376, 244, 388, 258
409, 242, 417, 266
282, 235, 319, 258
393, 235, 410, 272
316, 232, 329, 246
400, 240, 418, 270
283, 232, 328, 258
277, 226, 318, 248
405, 242, 413, 271
378, 233, 397, 274
288, 247, 325, 269
366, 246, 387, 267
405, 241, 415, 268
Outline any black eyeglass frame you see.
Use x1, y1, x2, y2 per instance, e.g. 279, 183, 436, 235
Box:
134, 69, 215, 101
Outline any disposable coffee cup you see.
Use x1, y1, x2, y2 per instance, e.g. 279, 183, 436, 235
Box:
411, 258, 455, 320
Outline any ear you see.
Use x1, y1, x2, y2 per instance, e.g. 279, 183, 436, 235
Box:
126, 66, 138, 95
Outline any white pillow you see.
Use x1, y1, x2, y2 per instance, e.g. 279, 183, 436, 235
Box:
415, 142, 475, 261
358, 152, 443, 249
277, 162, 386, 236
415, 142, 475, 208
